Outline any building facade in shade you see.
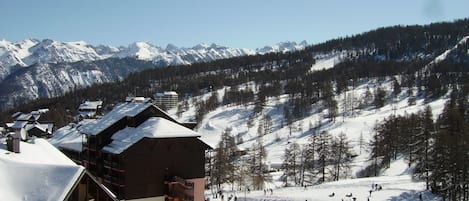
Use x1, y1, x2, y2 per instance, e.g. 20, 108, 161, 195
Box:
51, 97, 210, 201
154, 91, 178, 109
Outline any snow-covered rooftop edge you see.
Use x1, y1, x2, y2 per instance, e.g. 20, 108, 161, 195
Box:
80, 101, 152, 135
102, 117, 201, 154
0, 138, 85, 201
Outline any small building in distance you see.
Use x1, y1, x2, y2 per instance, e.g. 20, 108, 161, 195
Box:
154, 91, 178, 109
6, 109, 54, 140
77, 100, 103, 119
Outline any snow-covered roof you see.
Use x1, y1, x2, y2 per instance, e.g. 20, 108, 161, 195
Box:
14, 109, 49, 122
78, 100, 103, 111
125, 96, 151, 103
49, 119, 94, 152
25, 123, 54, 134
78, 111, 97, 118
11, 112, 22, 118
10, 120, 27, 129
155, 91, 178, 96
16, 113, 34, 121
102, 117, 201, 154
0, 138, 84, 201
80, 102, 152, 135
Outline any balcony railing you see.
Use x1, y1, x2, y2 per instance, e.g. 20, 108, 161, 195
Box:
83, 156, 98, 165
103, 174, 125, 187
103, 159, 125, 172
166, 176, 195, 201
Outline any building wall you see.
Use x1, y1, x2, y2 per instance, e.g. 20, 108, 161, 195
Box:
187, 178, 205, 201
121, 137, 206, 200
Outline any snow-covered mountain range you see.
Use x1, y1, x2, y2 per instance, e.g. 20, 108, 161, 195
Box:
0, 39, 307, 79
0, 39, 308, 109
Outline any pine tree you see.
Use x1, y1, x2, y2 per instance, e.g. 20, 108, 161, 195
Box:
370, 124, 381, 177
430, 92, 469, 200
330, 132, 352, 181
407, 87, 416, 106
213, 127, 239, 190
408, 106, 434, 190
258, 114, 273, 136
322, 83, 338, 121
176, 103, 184, 118
360, 86, 374, 108
303, 134, 318, 185
281, 142, 301, 186
315, 131, 332, 183
392, 76, 401, 98
374, 86, 386, 109
249, 128, 271, 190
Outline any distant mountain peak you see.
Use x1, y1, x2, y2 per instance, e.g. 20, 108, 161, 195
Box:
192, 43, 210, 50
165, 43, 179, 52
299, 40, 308, 46
256, 40, 309, 54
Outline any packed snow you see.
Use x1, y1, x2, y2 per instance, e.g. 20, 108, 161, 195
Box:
429, 35, 469, 65
310, 52, 345, 72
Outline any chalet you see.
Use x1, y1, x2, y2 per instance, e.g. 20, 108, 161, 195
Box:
52, 97, 211, 201
0, 137, 117, 201
6, 109, 53, 139
77, 100, 103, 119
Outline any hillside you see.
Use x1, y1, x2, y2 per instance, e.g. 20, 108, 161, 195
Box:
165, 71, 449, 201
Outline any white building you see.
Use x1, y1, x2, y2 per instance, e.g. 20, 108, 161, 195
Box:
154, 91, 178, 109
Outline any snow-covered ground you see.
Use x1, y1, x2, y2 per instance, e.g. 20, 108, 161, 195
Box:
310, 52, 346, 72
168, 77, 446, 201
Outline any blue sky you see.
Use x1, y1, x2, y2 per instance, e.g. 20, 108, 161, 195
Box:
1, 0, 468, 49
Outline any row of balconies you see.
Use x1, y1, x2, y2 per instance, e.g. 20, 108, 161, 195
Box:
103, 158, 126, 172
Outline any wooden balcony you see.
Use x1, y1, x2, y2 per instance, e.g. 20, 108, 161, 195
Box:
166, 176, 195, 201
103, 174, 126, 187
103, 159, 126, 172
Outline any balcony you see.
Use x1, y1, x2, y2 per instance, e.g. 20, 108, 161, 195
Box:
103, 174, 126, 187
166, 176, 195, 201
83, 156, 97, 165
103, 159, 126, 172
82, 143, 98, 151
